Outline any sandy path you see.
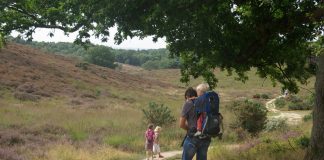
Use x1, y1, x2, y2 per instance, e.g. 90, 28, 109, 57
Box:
142, 150, 182, 160
265, 96, 309, 125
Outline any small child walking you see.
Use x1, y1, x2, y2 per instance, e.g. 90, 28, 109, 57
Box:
145, 124, 154, 160
153, 126, 164, 159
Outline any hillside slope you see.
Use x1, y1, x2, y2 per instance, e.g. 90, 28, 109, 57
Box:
0, 43, 184, 160
0, 43, 178, 102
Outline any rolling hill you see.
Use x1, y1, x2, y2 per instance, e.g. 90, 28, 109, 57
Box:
0, 43, 179, 104
0, 43, 184, 160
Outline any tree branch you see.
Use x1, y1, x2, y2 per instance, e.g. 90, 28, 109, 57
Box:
7, 5, 84, 33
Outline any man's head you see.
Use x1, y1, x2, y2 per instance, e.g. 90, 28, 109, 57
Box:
185, 87, 197, 100
196, 83, 210, 96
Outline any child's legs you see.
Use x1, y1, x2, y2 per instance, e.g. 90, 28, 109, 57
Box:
197, 114, 203, 131
156, 144, 161, 155
146, 150, 153, 159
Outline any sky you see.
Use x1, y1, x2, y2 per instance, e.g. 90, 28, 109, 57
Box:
11, 26, 167, 50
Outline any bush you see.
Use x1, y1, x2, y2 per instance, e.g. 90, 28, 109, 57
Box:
230, 100, 268, 136
253, 93, 270, 99
253, 94, 261, 99
75, 62, 89, 70
286, 95, 303, 103
142, 102, 176, 127
85, 46, 117, 69
288, 102, 312, 110
261, 93, 270, 99
275, 97, 286, 109
295, 135, 310, 149
265, 117, 288, 132
303, 113, 312, 122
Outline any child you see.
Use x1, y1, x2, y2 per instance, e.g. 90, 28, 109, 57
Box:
194, 112, 206, 136
145, 124, 154, 160
153, 126, 164, 159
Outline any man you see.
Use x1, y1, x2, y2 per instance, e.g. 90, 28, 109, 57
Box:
180, 83, 211, 160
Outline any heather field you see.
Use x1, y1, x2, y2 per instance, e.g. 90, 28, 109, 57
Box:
0, 43, 314, 160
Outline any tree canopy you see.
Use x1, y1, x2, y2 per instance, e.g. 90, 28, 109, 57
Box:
1, 0, 323, 91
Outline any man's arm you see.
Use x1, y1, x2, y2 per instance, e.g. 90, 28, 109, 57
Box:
179, 116, 188, 131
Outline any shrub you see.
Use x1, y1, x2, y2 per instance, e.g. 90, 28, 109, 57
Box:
303, 113, 312, 122
253, 93, 270, 99
253, 94, 261, 99
142, 102, 176, 127
288, 102, 311, 110
286, 95, 302, 103
230, 100, 268, 136
285, 94, 314, 111
295, 135, 310, 149
274, 97, 286, 109
75, 62, 89, 70
85, 46, 117, 69
265, 117, 288, 132
115, 63, 123, 71
261, 93, 270, 99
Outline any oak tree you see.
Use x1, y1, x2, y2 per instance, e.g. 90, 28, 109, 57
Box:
1, 0, 323, 159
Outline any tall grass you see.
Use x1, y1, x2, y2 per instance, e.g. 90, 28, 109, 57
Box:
44, 144, 140, 160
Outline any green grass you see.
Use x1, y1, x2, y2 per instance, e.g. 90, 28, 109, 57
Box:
0, 68, 315, 159
43, 143, 141, 160
208, 127, 310, 160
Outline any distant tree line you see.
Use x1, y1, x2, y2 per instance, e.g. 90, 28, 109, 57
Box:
9, 37, 180, 70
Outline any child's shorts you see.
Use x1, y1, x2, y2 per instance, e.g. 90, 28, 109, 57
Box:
153, 143, 160, 153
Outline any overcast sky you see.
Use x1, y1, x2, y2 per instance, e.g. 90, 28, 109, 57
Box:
11, 26, 167, 50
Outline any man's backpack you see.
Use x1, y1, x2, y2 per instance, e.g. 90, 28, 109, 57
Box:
194, 91, 222, 137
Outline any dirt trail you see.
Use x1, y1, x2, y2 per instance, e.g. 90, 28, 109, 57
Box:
142, 150, 182, 160
266, 96, 309, 125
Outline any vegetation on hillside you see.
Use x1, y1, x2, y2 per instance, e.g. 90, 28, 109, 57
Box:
9, 37, 180, 70
274, 94, 315, 111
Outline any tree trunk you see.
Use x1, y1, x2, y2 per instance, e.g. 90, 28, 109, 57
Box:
305, 54, 324, 160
